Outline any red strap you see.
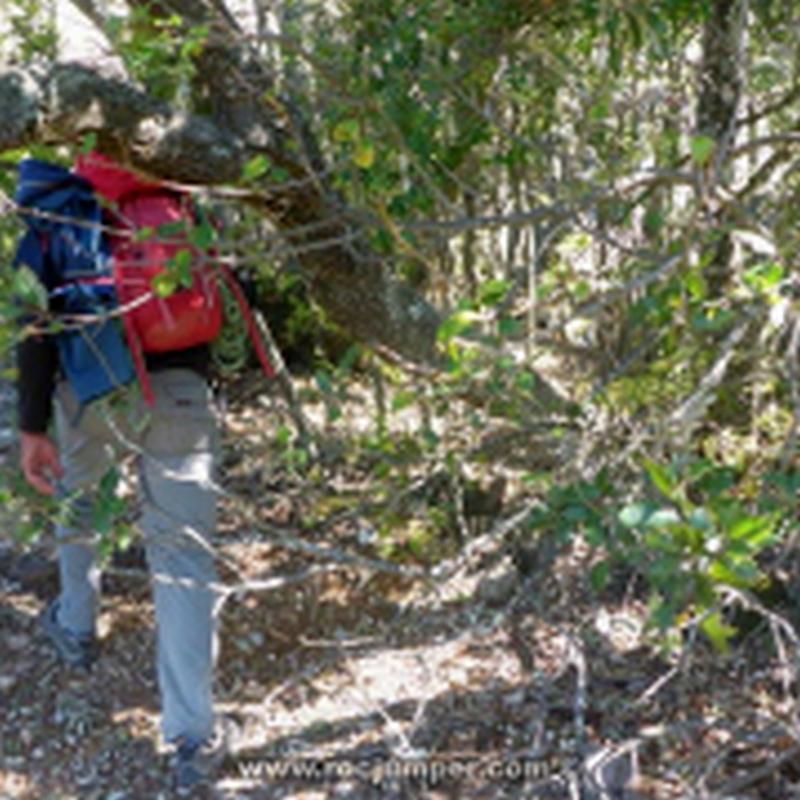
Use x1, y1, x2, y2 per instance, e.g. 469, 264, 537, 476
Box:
220, 266, 276, 380
118, 289, 156, 407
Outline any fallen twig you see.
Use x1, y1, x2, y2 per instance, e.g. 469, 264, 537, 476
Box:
635, 616, 703, 706
707, 739, 800, 798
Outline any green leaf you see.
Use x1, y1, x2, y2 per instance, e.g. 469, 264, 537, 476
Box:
690, 135, 715, 166
643, 208, 664, 237
437, 310, 481, 342
242, 155, 270, 181
499, 317, 521, 337
625, 8, 643, 48
589, 99, 610, 121
688, 508, 713, 531
644, 528, 680, 553
171, 249, 194, 288
648, 554, 681, 584
391, 391, 416, 411
585, 525, 606, 547
157, 221, 186, 238
564, 505, 589, 523
13, 266, 48, 310
743, 262, 784, 292
643, 458, 679, 501
729, 514, 775, 549
692, 464, 738, 494
700, 611, 736, 654
619, 502, 648, 528
80, 132, 98, 154
422, 429, 440, 448
152, 271, 178, 298
352, 140, 376, 169
589, 560, 611, 591
134, 226, 156, 242
477, 279, 511, 307
691, 309, 736, 333
98, 466, 120, 495
644, 508, 682, 535
333, 119, 360, 143
685, 271, 707, 301
708, 557, 761, 588
650, 598, 675, 631
514, 370, 536, 392
174, 248, 193, 269
190, 220, 215, 250
314, 369, 334, 395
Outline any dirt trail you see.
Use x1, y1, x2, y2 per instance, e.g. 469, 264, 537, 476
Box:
1, 387, 798, 799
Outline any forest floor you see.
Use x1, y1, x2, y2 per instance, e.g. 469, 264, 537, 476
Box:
1, 377, 800, 800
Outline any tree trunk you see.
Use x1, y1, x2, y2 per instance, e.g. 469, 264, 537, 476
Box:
696, 0, 745, 149
695, 0, 747, 298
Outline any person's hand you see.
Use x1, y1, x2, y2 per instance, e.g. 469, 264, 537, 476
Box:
20, 432, 63, 496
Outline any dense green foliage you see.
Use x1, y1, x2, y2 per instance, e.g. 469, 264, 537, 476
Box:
2, 0, 800, 651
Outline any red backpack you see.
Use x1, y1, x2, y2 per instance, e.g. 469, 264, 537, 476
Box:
75, 152, 274, 404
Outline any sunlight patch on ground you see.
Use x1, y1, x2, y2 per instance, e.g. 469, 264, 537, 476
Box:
226, 631, 526, 751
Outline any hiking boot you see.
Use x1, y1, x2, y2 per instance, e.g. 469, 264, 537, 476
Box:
172, 735, 221, 792
38, 600, 97, 671
171, 718, 238, 792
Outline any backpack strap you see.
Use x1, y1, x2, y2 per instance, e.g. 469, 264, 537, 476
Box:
119, 306, 156, 407
219, 266, 276, 380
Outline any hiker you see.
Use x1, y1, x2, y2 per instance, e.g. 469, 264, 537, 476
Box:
13, 155, 241, 790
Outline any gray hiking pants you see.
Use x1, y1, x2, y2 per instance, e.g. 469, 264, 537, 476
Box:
53, 368, 218, 744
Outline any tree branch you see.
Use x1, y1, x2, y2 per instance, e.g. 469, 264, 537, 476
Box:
67, 0, 111, 32
0, 64, 244, 183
